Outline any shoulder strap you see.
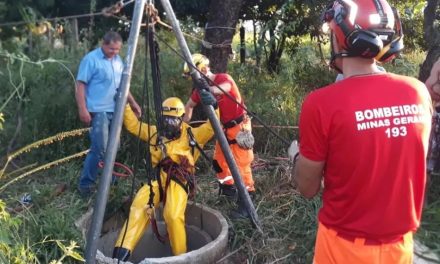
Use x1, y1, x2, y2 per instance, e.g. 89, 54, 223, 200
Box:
187, 127, 223, 173
187, 127, 212, 162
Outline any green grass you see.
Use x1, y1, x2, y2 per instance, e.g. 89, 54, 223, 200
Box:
0, 33, 438, 263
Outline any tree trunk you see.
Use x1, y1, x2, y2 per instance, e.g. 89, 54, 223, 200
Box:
266, 29, 286, 74
202, 0, 244, 73
253, 19, 261, 68
419, 0, 440, 82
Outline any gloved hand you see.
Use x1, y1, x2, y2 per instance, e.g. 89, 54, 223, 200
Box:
288, 140, 299, 162
236, 130, 254, 149
199, 88, 217, 106
197, 76, 210, 90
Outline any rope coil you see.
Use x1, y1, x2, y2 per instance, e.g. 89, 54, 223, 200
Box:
98, 161, 133, 178
102, 2, 124, 17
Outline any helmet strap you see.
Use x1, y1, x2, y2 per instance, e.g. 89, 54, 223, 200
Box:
330, 49, 350, 74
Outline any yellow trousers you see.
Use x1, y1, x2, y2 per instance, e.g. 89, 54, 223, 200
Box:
114, 174, 188, 255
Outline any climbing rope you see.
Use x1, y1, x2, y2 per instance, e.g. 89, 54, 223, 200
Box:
121, 5, 233, 49
0, 0, 135, 28
148, 24, 165, 138
97, 161, 133, 178
117, 2, 172, 252
115, 3, 157, 259
135, 7, 293, 146
190, 120, 298, 130
160, 157, 196, 204
153, 32, 291, 146
155, 21, 232, 49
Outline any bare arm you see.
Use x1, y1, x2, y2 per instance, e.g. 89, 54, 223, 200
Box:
183, 98, 197, 123
426, 58, 440, 101
75, 81, 91, 126
294, 155, 325, 199
210, 82, 231, 95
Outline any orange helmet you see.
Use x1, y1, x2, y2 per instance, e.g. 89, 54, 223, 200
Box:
323, 0, 403, 63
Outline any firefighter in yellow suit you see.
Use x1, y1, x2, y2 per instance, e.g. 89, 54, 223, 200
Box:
113, 96, 217, 261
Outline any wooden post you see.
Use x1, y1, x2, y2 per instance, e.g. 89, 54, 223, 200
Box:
253, 20, 260, 68
28, 30, 33, 54
72, 18, 79, 43
47, 26, 53, 48
240, 25, 245, 64
66, 18, 79, 50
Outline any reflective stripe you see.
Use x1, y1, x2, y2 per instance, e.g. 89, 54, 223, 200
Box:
219, 177, 254, 190
218, 176, 233, 184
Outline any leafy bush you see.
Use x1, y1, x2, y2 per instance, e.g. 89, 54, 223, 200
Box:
0, 29, 438, 263
229, 43, 334, 154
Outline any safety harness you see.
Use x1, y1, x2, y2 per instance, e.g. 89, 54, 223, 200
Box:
223, 114, 244, 129
187, 127, 223, 173
160, 156, 196, 200
222, 115, 244, 145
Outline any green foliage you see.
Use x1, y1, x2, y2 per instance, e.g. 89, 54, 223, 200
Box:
0, 27, 438, 263
0, 199, 37, 263
240, 0, 327, 72
0, 0, 430, 74
416, 172, 440, 256
0, 113, 4, 130
394, 1, 426, 50
0, 0, 126, 47
417, 201, 440, 256
0, 46, 84, 164
0, 197, 85, 264
166, 0, 210, 25
384, 50, 427, 77
230, 42, 334, 154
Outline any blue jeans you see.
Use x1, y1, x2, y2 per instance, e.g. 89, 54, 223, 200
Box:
79, 112, 113, 190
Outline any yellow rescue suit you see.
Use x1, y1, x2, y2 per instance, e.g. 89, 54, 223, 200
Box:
114, 106, 214, 256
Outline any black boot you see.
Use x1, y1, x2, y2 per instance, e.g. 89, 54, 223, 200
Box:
230, 191, 255, 219
230, 200, 249, 219
218, 183, 237, 199
112, 247, 131, 261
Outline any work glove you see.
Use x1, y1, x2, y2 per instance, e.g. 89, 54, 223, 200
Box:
236, 130, 255, 149
197, 76, 211, 90
199, 88, 217, 106
288, 140, 299, 162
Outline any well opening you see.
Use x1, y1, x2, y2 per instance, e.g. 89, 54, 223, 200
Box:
92, 202, 228, 264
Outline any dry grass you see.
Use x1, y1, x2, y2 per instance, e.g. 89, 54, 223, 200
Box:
192, 153, 320, 264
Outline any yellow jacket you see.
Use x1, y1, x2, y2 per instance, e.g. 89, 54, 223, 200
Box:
123, 105, 215, 170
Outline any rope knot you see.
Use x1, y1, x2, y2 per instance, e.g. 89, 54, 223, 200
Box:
160, 156, 196, 202
146, 3, 161, 25
102, 2, 123, 17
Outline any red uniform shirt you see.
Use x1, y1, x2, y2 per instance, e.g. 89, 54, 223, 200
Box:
299, 73, 432, 240
190, 73, 244, 124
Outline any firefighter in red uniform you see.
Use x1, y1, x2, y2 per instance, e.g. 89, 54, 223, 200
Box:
183, 54, 255, 216
290, 0, 432, 263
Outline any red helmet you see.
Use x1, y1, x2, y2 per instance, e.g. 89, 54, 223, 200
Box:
323, 0, 403, 62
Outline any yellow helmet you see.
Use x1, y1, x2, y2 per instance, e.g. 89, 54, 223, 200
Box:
162, 97, 185, 117
183, 53, 210, 75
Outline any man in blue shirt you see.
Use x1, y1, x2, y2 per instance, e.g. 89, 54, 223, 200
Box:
75, 31, 141, 197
